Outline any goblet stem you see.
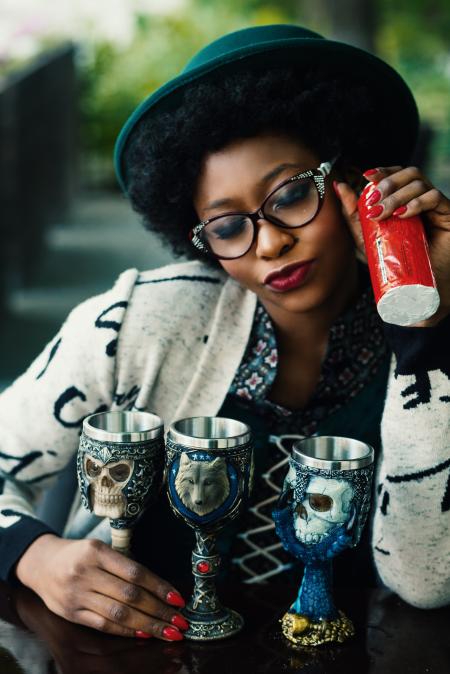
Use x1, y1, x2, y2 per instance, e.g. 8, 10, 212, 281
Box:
189, 530, 221, 613
182, 529, 244, 640
110, 526, 132, 556
294, 559, 338, 621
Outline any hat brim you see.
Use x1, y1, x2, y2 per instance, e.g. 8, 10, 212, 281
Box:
114, 37, 419, 193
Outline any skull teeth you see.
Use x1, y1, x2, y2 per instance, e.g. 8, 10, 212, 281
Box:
93, 492, 124, 504
298, 532, 326, 544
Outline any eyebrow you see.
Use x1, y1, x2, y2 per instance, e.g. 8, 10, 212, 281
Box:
203, 162, 304, 212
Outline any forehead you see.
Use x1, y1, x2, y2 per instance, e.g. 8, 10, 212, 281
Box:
193, 133, 319, 208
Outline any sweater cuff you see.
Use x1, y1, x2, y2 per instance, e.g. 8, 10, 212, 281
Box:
0, 513, 56, 583
382, 312, 450, 376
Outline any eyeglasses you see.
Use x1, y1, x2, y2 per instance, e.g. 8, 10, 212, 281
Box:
189, 156, 339, 260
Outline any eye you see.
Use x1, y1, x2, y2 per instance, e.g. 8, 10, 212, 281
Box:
86, 459, 102, 478
188, 479, 195, 484
308, 493, 333, 512
109, 463, 131, 482
203, 480, 212, 486
269, 179, 314, 211
209, 216, 248, 240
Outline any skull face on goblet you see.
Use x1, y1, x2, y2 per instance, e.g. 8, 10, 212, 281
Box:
273, 436, 374, 646
166, 416, 253, 641
77, 411, 164, 555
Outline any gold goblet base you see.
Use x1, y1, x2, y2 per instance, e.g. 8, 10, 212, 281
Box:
281, 610, 355, 646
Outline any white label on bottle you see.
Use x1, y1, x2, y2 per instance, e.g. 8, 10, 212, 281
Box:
376, 237, 388, 285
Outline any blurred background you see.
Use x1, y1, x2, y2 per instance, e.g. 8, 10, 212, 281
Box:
1, 0, 449, 390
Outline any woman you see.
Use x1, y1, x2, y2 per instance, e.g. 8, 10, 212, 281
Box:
1, 24, 449, 642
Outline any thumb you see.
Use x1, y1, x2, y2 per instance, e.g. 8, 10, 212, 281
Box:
333, 181, 366, 259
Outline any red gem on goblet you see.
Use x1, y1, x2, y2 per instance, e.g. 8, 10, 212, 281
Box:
197, 561, 210, 574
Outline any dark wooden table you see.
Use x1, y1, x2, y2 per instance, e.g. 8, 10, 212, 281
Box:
0, 581, 448, 673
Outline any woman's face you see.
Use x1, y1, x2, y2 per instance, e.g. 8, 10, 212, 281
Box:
193, 133, 357, 317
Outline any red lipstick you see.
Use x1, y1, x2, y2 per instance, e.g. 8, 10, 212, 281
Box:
264, 260, 315, 292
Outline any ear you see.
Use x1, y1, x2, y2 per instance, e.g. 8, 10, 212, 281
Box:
180, 453, 192, 467
210, 457, 226, 471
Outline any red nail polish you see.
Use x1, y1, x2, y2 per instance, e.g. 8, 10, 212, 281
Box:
368, 204, 384, 218
135, 630, 153, 639
363, 168, 379, 178
332, 180, 340, 196
163, 626, 184, 641
393, 205, 407, 216
166, 591, 185, 608
366, 189, 381, 206
171, 614, 189, 631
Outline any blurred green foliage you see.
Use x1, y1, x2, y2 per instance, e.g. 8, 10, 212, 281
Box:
77, 0, 450, 185
78, 0, 289, 180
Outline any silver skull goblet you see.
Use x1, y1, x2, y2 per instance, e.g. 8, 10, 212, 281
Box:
272, 436, 374, 646
166, 416, 254, 641
77, 411, 164, 555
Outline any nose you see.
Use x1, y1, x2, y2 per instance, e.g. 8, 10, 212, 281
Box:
193, 485, 203, 505
297, 504, 308, 521
254, 216, 296, 259
101, 475, 113, 488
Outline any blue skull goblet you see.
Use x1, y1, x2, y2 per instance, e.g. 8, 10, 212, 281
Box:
272, 436, 374, 646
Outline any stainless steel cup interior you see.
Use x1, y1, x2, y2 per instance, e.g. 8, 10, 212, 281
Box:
168, 417, 251, 449
83, 411, 164, 443
292, 436, 374, 470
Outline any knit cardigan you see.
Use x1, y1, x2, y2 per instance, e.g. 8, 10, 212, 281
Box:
0, 260, 449, 609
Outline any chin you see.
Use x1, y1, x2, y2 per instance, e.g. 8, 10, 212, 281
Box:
263, 262, 355, 315
270, 288, 331, 314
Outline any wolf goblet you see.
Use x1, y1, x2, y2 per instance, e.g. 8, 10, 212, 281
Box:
272, 436, 374, 646
77, 411, 164, 555
166, 416, 253, 640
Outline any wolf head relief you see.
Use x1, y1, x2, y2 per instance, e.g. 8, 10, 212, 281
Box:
175, 454, 230, 516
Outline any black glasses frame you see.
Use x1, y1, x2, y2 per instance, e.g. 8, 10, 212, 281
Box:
189, 156, 339, 260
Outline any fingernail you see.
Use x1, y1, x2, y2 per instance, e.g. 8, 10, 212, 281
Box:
393, 205, 408, 216
166, 591, 185, 608
332, 180, 340, 196
135, 630, 153, 639
367, 204, 384, 218
163, 626, 184, 641
366, 189, 381, 206
363, 168, 379, 178
171, 614, 189, 631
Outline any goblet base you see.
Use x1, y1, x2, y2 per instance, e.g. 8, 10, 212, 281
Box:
281, 610, 355, 646
182, 606, 244, 640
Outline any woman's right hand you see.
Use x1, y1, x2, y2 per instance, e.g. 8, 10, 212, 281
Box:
15, 533, 188, 641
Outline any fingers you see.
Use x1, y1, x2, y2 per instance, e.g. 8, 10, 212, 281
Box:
73, 610, 137, 638
95, 542, 185, 608
87, 567, 188, 632
363, 166, 403, 181
361, 165, 448, 221
333, 181, 367, 259
81, 592, 185, 641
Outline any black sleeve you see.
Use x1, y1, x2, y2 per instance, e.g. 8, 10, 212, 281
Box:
0, 511, 56, 584
382, 312, 450, 377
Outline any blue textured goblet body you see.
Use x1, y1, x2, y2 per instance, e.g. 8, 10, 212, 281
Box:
272, 436, 374, 645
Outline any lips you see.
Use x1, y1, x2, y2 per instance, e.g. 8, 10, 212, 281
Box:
263, 259, 315, 292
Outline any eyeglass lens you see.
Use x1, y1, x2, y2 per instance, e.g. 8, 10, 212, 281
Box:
200, 177, 319, 258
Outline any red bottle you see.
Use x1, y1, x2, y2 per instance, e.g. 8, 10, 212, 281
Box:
357, 182, 440, 325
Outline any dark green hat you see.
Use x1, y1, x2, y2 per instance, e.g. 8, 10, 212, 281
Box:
114, 23, 419, 193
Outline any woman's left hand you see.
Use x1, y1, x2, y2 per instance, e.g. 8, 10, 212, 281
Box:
335, 166, 450, 326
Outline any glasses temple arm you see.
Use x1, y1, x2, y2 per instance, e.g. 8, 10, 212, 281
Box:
318, 154, 340, 177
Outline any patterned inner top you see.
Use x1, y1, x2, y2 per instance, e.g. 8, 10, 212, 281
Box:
227, 268, 388, 582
